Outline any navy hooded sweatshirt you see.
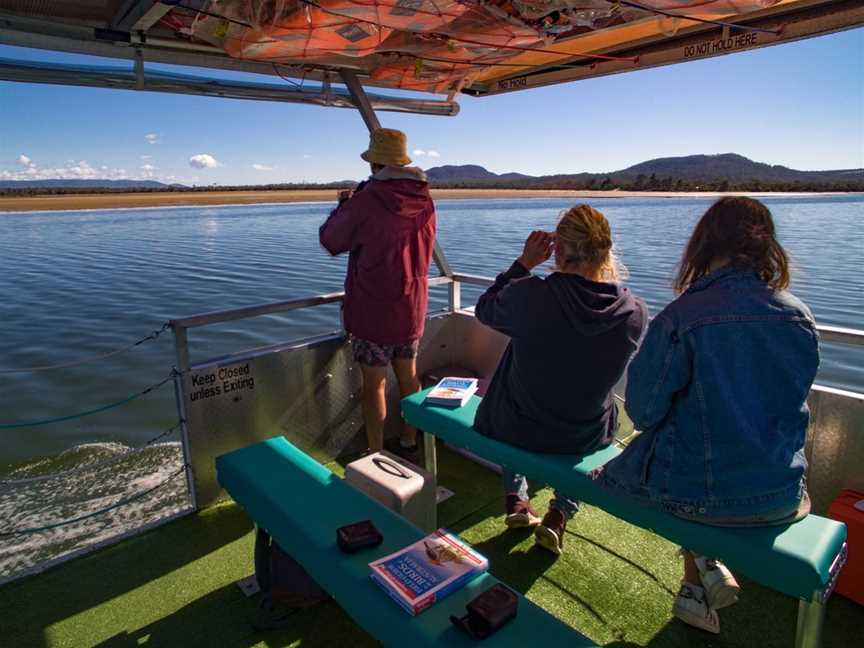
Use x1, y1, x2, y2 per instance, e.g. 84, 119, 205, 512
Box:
474, 261, 648, 454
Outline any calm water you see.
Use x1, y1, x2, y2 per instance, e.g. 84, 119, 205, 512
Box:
1, 195, 862, 466
1, 195, 862, 578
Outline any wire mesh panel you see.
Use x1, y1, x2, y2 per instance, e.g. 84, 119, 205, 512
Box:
183, 333, 365, 506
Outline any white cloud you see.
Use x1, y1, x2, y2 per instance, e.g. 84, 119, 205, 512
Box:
144, 133, 159, 145
189, 154, 221, 169
302, 154, 312, 159
252, 163, 275, 171
427, 150, 440, 158
0, 156, 188, 184
140, 155, 152, 161
413, 149, 426, 157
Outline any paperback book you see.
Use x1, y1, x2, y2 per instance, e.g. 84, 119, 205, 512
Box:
424, 377, 479, 407
369, 529, 488, 615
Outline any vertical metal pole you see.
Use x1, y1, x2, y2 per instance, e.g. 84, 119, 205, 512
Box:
448, 280, 461, 312
794, 594, 825, 648
432, 240, 453, 277
423, 431, 438, 530
133, 48, 144, 90
433, 240, 458, 311
339, 70, 381, 132
171, 323, 197, 510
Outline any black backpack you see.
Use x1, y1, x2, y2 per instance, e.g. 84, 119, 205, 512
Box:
253, 528, 330, 628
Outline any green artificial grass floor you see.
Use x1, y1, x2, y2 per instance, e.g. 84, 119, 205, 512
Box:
1, 443, 860, 648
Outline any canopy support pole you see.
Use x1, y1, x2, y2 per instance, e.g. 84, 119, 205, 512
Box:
339, 70, 381, 132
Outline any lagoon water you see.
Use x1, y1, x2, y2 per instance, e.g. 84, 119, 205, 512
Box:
2, 195, 862, 466
1, 195, 862, 578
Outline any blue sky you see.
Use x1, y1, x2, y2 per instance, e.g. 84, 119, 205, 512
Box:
1, 27, 861, 186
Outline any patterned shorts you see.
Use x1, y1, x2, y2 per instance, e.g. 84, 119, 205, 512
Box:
351, 337, 419, 367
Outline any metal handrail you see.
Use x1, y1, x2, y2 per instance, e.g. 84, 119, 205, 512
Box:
452, 273, 864, 346
169, 272, 863, 346
170, 292, 345, 330
170, 276, 454, 330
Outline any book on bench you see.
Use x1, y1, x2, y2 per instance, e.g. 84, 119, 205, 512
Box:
369, 529, 488, 615
424, 377, 479, 408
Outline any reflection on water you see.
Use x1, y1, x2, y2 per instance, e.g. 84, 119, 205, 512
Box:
0, 195, 861, 579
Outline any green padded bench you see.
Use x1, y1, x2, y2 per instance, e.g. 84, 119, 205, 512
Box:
216, 437, 597, 648
402, 389, 848, 648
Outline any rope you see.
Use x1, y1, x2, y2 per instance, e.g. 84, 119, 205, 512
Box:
0, 464, 190, 538
0, 420, 184, 486
617, 1, 781, 35
0, 322, 172, 374
0, 370, 179, 429
166, 1, 255, 28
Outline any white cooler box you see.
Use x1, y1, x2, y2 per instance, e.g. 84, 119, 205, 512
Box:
345, 451, 436, 531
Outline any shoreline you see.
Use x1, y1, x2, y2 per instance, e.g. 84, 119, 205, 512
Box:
1, 188, 859, 213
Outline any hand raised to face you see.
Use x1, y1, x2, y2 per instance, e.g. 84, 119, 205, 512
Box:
517, 230, 555, 271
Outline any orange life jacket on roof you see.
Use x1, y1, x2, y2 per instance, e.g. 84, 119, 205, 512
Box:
370, 58, 476, 93
320, 0, 469, 32
187, 2, 390, 61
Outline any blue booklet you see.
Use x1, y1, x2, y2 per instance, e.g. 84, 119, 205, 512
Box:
424, 377, 479, 407
369, 529, 488, 615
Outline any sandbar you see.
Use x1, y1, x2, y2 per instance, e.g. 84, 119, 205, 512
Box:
0, 188, 856, 212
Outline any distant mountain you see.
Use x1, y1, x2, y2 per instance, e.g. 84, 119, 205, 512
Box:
0, 179, 187, 189
425, 165, 533, 183
618, 154, 861, 184
424, 154, 863, 188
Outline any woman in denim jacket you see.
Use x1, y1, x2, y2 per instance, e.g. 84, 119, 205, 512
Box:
599, 197, 819, 634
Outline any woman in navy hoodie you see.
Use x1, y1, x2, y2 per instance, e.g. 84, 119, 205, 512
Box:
474, 204, 647, 555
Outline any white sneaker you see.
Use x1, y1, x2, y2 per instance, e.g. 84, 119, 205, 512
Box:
694, 555, 740, 610
673, 583, 720, 634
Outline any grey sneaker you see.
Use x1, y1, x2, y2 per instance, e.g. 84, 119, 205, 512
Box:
673, 583, 720, 634
694, 555, 740, 610
533, 508, 566, 556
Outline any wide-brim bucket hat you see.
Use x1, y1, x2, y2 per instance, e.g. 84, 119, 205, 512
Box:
361, 128, 412, 166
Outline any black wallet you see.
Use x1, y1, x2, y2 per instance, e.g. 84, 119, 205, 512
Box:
450, 584, 518, 639
336, 520, 383, 553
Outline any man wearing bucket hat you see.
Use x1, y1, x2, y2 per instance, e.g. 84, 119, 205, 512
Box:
320, 128, 436, 460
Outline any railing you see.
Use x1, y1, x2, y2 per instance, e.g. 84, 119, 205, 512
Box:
450, 273, 864, 348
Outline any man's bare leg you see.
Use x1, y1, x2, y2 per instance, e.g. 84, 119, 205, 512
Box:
360, 364, 387, 452
392, 356, 421, 447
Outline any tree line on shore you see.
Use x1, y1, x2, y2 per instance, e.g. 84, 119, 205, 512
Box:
1, 174, 862, 197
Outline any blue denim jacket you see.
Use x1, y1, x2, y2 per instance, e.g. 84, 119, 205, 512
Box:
601, 266, 819, 519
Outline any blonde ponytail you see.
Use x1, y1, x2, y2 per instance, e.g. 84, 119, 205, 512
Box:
556, 205, 626, 282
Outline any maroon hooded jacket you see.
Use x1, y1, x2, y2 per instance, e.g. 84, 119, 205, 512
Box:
319, 166, 436, 345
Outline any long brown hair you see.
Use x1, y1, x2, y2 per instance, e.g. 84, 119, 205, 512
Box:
673, 196, 790, 293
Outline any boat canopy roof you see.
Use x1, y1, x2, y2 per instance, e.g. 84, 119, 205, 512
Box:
0, 1, 861, 114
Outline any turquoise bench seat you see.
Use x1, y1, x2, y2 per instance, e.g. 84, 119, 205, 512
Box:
216, 437, 597, 647
401, 390, 847, 604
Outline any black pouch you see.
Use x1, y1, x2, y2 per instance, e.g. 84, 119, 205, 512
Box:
337, 520, 383, 553
450, 584, 518, 639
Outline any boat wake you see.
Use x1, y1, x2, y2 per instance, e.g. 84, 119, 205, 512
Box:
0, 442, 191, 583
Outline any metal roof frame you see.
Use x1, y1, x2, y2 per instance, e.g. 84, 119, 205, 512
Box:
0, 1, 860, 109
